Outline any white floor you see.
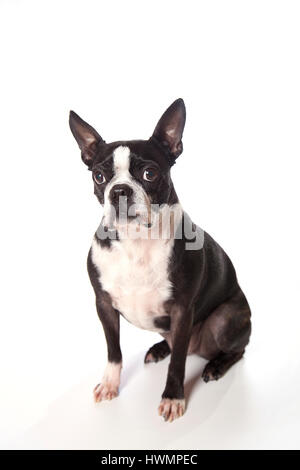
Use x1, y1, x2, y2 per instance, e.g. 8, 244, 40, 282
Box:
5, 331, 300, 450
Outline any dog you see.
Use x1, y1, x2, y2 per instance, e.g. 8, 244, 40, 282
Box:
69, 99, 251, 422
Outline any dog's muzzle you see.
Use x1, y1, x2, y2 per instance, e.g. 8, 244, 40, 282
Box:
109, 184, 135, 219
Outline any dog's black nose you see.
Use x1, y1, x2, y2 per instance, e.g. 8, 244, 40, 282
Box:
109, 184, 133, 203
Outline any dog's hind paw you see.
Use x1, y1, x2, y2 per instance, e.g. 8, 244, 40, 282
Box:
144, 340, 170, 363
158, 398, 185, 422
202, 351, 244, 382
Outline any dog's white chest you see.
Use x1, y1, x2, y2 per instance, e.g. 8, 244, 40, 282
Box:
91, 237, 174, 332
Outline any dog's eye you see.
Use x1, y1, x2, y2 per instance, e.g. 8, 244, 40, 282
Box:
93, 172, 106, 185
143, 168, 158, 182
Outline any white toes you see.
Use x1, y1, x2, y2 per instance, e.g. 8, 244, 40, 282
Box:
93, 362, 122, 403
144, 352, 155, 363
93, 383, 119, 402
158, 398, 186, 422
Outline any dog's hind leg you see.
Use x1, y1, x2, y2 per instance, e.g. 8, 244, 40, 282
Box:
202, 350, 245, 382
144, 339, 171, 363
199, 289, 251, 382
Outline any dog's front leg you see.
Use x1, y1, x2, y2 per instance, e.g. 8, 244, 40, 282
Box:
93, 293, 122, 403
159, 304, 193, 422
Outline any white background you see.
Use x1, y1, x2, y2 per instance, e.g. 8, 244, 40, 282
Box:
0, 0, 300, 450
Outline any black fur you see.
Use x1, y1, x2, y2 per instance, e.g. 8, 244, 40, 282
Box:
153, 316, 171, 331
144, 340, 171, 363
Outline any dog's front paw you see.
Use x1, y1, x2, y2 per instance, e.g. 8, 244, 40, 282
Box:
94, 362, 122, 403
158, 398, 186, 422
93, 382, 119, 402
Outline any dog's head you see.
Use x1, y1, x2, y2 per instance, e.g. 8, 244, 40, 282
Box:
69, 99, 186, 231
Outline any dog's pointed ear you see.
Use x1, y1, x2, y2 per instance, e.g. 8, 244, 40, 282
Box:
69, 111, 104, 167
152, 98, 186, 159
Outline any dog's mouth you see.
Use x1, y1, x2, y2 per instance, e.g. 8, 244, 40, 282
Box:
104, 200, 152, 229
114, 200, 137, 220
116, 211, 152, 228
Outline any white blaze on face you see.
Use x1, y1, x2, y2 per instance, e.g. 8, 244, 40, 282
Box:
113, 145, 131, 176
102, 145, 150, 230
102, 146, 131, 227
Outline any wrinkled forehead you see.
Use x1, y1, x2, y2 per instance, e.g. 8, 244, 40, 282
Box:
91, 140, 171, 173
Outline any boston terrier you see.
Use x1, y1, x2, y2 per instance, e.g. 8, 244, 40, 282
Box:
69, 99, 251, 422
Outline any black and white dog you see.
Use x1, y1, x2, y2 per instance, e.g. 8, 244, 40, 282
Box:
69, 99, 251, 422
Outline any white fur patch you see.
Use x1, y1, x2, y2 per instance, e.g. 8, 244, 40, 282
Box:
91, 205, 183, 332
93, 361, 122, 402
102, 361, 122, 387
113, 146, 130, 173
